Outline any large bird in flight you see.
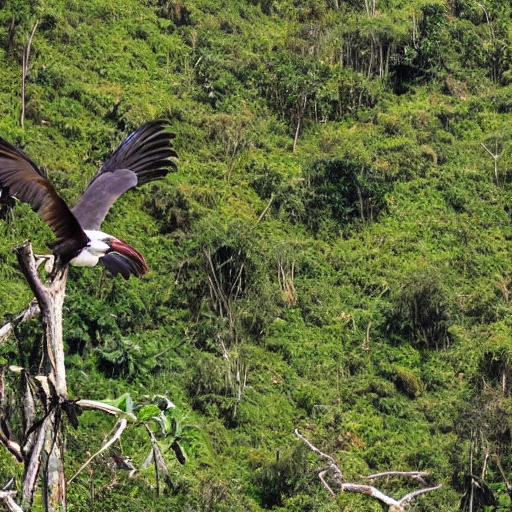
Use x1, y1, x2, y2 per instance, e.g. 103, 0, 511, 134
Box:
0, 120, 177, 279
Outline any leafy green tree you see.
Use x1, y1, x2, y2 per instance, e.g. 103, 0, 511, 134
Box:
275, 157, 390, 234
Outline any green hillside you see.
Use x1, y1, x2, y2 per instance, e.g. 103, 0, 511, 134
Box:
1, 0, 512, 510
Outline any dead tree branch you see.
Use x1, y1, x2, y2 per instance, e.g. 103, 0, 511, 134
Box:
0, 241, 140, 510
0, 298, 40, 344
295, 428, 442, 511
68, 418, 128, 485
495, 454, 512, 498
294, 428, 342, 495
256, 194, 274, 224
366, 471, 431, 486
0, 490, 23, 512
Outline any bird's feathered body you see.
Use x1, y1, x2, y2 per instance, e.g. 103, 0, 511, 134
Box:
0, 120, 177, 279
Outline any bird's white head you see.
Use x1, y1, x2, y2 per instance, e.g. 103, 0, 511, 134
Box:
85, 230, 113, 256
69, 230, 112, 267
86, 239, 111, 257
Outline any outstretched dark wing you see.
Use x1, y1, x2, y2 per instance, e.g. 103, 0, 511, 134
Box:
0, 138, 89, 263
72, 120, 178, 231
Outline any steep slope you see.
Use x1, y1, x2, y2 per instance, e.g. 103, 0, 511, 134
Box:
0, 0, 512, 510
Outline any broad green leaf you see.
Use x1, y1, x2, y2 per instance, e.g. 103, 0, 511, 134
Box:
99, 393, 134, 414
137, 404, 161, 422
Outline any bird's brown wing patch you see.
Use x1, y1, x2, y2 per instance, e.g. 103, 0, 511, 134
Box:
0, 138, 88, 262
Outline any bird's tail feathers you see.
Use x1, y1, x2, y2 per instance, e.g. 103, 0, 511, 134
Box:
102, 238, 148, 279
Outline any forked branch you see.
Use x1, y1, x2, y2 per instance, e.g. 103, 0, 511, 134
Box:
0, 490, 23, 512
295, 429, 442, 511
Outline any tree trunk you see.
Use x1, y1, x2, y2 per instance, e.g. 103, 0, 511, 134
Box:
292, 93, 307, 152
16, 243, 68, 511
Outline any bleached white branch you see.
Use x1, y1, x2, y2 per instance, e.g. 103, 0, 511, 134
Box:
295, 428, 443, 510
0, 490, 23, 512
68, 418, 128, 484
318, 469, 336, 496
366, 471, 431, 486
0, 298, 40, 344
75, 399, 134, 418
0, 323, 12, 344
294, 429, 337, 467
398, 484, 444, 505
341, 482, 398, 506
257, 194, 274, 224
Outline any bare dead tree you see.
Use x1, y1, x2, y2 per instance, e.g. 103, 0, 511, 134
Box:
481, 140, 503, 186
0, 243, 76, 511
15, 242, 69, 511
295, 429, 442, 511
203, 247, 246, 358
20, 20, 38, 129
0, 244, 139, 511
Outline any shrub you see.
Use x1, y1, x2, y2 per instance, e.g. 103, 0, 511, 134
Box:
386, 268, 453, 349
252, 445, 313, 509
276, 157, 390, 235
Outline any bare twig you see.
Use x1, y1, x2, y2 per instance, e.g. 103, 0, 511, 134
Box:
294, 429, 337, 467
68, 418, 128, 485
292, 93, 307, 152
318, 470, 336, 496
495, 454, 512, 496
362, 321, 371, 351
481, 141, 502, 186
0, 298, 40, 344
398, 484, 444, 506
256, 194, 274, 224
20, 20, 39, 129
294, 429, 343, 493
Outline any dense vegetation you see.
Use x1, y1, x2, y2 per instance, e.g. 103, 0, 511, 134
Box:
1, 0, 512, 510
